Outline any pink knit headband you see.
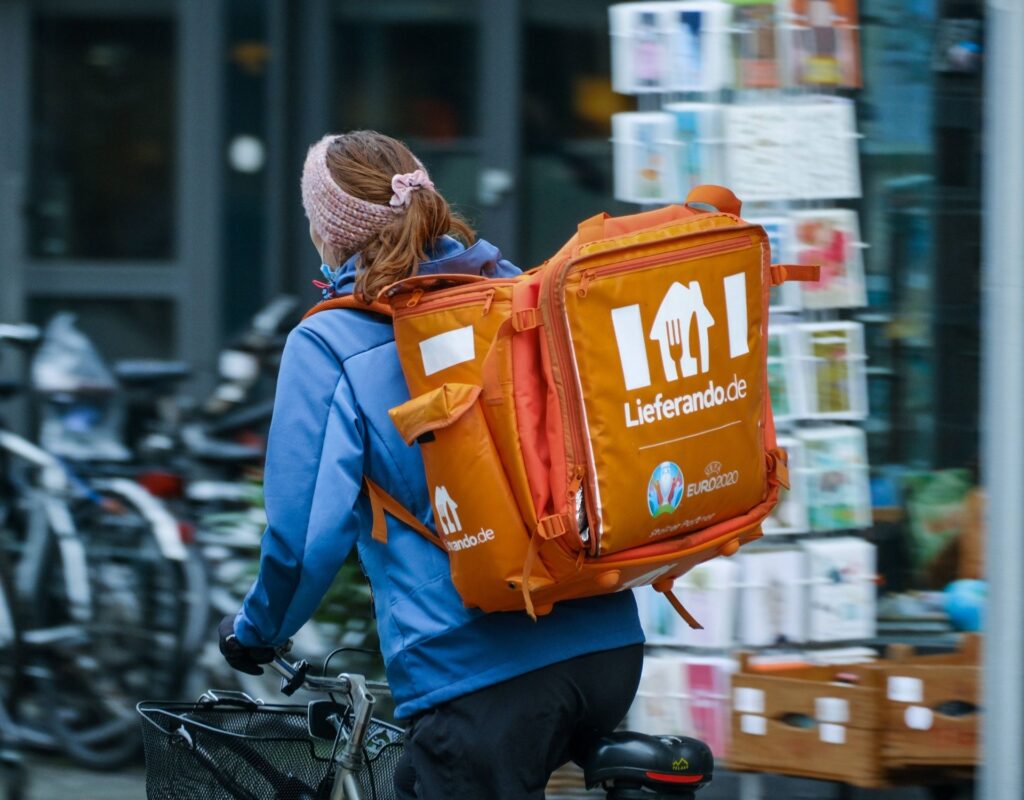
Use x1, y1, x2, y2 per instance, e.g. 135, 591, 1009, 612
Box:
301, 135, 435, 261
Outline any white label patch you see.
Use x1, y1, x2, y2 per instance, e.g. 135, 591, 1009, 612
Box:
820, 723, 847, 745
740, 714, 767, 736
888, 676, 924, 704
419, 326, 475, 376
905, 706, 934, 731
815, 697, 850, 724
734, 687, 765, 715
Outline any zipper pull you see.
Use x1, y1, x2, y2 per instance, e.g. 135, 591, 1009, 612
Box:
577, 272, 593, 298
406, 289, 424, 308
566, 465, 586, 499
482, 290, 495, 315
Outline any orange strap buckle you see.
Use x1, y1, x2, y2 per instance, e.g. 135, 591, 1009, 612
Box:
537, 514, 571, 540
512, 307, 540, 332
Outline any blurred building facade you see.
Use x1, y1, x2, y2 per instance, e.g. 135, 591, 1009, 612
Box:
0, 0, 984, 481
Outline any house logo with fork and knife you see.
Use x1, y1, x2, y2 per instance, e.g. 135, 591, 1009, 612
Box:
650, 281, 717, 381
611, 273, 750, 393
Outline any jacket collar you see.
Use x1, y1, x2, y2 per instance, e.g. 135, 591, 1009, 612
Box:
324, 236, 519, 299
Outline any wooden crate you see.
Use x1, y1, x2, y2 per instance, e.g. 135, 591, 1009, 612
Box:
871, 634, 980, 768
728, 635, 981, 787
728, 655, 888, 788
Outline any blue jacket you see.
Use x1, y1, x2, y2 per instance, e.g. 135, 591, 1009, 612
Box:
236, 236, 644, 719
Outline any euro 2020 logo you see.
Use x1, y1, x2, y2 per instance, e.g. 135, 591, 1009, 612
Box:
647, 461, 684, 518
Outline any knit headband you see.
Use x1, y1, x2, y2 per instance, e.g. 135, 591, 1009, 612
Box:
301, 134, 435, 261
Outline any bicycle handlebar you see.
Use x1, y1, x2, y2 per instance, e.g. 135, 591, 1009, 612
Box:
269, 649, 390, 782
267, 653, 391, 698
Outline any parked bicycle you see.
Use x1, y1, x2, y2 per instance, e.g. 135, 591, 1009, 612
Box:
0, 323, 208, 768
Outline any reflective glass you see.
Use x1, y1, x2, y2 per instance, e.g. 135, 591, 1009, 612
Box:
29, 16, 177, 259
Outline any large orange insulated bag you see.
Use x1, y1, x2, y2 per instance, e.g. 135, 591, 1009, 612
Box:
307, 186, 818, 621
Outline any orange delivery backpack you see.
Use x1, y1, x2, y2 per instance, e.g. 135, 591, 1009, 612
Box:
305, 185, 818, 623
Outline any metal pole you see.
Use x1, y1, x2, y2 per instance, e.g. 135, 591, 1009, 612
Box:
478, 0, 521, 259
178, 0, 225, 390
0, 1, 31, 435
980, 2, 1024, 799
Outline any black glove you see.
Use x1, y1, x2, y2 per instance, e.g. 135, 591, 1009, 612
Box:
218, 614, 276, 675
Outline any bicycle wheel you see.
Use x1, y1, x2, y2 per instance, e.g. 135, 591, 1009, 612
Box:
31, 488, 207, 769
0, 543, 22, 713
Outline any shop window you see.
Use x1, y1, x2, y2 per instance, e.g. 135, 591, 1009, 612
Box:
522, 0, 634, 266
29, 16, 177, 260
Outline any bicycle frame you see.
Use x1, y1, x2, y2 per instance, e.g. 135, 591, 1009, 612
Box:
268, 656, 391, 800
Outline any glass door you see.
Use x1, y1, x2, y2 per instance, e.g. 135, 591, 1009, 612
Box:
1, 0, 222, 369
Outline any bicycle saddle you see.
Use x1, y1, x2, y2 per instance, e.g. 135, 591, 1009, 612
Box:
114, 359, 192, 387
583, 732, 713, 799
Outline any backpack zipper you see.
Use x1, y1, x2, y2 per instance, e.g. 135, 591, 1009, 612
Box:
392, 283, 514, 319
575, 235, 751, 298
546, 233, 757, 556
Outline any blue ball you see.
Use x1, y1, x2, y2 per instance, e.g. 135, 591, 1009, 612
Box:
943, 579, 987, 632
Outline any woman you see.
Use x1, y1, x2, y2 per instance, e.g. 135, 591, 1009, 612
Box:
219, 131, 644, 799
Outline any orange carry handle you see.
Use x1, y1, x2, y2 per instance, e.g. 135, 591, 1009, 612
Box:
769, 263, 821, 285
685, 185, 742, 217
577, 204, 693, 246
574, 186, 740, 247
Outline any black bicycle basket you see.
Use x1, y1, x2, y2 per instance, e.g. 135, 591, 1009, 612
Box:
138, 696, 405, 800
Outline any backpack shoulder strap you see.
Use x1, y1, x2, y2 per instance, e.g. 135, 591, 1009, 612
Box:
302, 297, 437, 549
364, 477, 442, 549
303, 295, 394, 321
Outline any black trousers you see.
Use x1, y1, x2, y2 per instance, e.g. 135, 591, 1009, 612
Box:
392, 644, 644, 800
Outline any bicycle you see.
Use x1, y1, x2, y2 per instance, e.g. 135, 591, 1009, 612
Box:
0, 324, 209, 768
140, 649, 715, 800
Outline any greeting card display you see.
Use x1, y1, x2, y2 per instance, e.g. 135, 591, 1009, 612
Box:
612, 112, 678, 203
796, 322, 869, 419
629, 655, 689, 734
797, 425, 872, 531
738, 548, 808, 647
801, 537, 877, 642
636, 583, 685, 645
677, 559, 740, 649
728, 0, 782, 88
766, 325, 803, 422
763, 435, 809, 534
792, 209, 866, 308
684, 657, 736, 756
786, 0, 862, 88
723, 98, 860, 202
789, 98, 861, 200
629, 656, 737, 753
663, 102, 726, 192
722, 104, 790, 202
610, 2, 732, 94
750, 216, 801, 311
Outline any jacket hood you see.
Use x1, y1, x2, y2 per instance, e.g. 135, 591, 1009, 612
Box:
323, 235, 521, 300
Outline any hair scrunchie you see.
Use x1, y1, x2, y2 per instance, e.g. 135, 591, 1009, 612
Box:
390, 169, 435, 208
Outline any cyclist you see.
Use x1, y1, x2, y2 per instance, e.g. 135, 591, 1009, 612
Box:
219, 131, 644, 799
